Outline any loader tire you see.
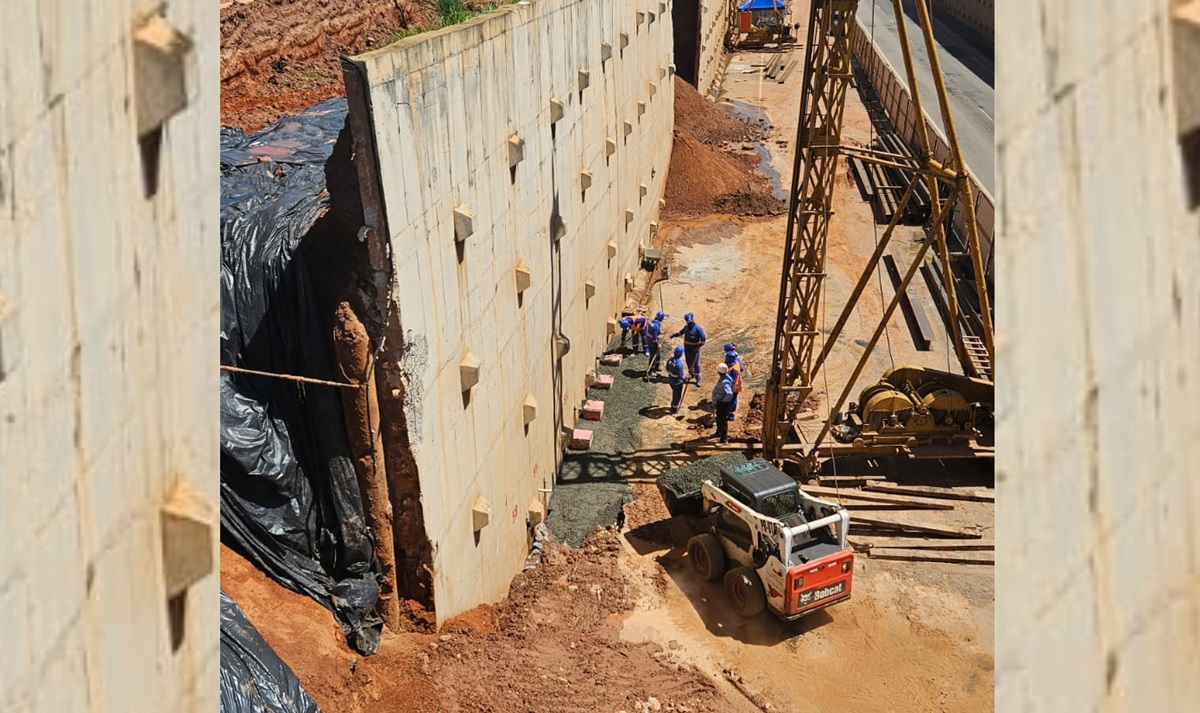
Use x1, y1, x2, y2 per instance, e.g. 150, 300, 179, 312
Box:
687, 534, 726, 581
724, 566, 766, 618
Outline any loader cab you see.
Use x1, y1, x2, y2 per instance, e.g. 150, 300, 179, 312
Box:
719, 459, 800, 516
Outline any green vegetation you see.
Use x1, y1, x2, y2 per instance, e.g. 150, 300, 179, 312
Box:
387, 0, 512, 45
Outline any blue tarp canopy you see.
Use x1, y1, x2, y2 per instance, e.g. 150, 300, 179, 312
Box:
739, 0, 785, 11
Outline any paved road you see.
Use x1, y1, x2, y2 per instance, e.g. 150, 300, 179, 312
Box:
857, 0, 995, 194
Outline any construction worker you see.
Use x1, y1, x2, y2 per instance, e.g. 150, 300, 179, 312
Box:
646, 311, 665, 373
671, 312, 707, 384
711, 363, 735, 443
725, 349, 744, 421
666, 345, 687, 413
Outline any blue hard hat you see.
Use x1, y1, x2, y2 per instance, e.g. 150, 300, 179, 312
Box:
684, 312, 694, 322
723, 342, 736, 352
655, 311, 665, 321
619, 316, 633, 328
725, 350, 738, 364
674, 345, 685, 356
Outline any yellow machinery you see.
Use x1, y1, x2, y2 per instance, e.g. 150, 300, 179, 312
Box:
762, 0, 994, 470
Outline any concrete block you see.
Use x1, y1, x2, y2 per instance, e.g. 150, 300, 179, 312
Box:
133, 14, 191, 137
515, 261, 532, 293
555, 333, 571, 359
528, 499, 546, 526
160, 481, 214, 599
460, 351, 482, 392
625, 208, 635, 225
508, 133, 525, 168
581, 169, 593, 190
606, 138, 617, 156
584, 279, 596, 298
550, 97, 565, 124
523, 393, 538, 424
453, 205, 476, 242
578, 69, 591, 91
637, 101, 646, 117
637, 12, 645, 26
472, 495, 491, 532
600, 353, 622, 366
568, 428, 594, 450
620, 32, 629, 50
649, 81, 657, 97
649, 12, 656, 24
624, 120, 634, 137
581, 399, 605, 421
601, 41, 613, 62
660, 2, 666, 13
640, 183, 648, 198
660, 65, 667, 79
552, 214, 567, 241
607, 240, 618, 259
594, 374, 615, 389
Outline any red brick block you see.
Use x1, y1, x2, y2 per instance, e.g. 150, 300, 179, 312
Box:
568, 428, 594, 450
581, 400, 605, 421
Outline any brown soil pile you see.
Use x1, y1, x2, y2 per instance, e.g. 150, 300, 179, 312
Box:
221, 0, 429, 130
221, 530, 736, 713
665, 78, 781, 217
672, 77, 758, 144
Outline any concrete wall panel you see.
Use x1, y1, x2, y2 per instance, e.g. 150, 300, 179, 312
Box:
0, 0, 218, 710
350, 0, 673, 621
997, 1, 1200, 710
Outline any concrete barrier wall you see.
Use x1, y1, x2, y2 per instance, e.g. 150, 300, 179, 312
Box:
997, 1, 1200, 710
348, 0, 673, 622
697, 0, 732, 96
0, 1, 218, 710
930, 0, 993, 45
851, 19, 994, 276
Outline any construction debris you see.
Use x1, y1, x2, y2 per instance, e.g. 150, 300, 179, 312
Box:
864, 482, 995, 503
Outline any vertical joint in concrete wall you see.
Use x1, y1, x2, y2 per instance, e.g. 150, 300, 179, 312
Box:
453, 205, 476, 243
132, 13, 191, 138
460, 351, 482, 392
508, 133, 525, 168
515, 261, 532, 294
549, 96, 566, 125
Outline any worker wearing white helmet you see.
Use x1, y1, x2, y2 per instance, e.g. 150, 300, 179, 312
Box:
711, 362, 735, 443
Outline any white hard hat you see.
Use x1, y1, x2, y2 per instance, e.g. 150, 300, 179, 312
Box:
717, 363, 728, 374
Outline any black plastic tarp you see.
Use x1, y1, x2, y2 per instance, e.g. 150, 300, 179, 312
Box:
220, 589, 322, 713
220, 98, 383, 654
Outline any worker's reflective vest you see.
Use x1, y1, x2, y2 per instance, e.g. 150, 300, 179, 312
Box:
729, 363, 743, 393
631, 316, 646, 332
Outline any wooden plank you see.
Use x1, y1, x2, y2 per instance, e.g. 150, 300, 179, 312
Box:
814, 475, 879, 488
889, 253, 936, 349
864, 483, 994, 503
868, 541, 994, 551
869, 552, 994, 566
849, 515, 982, 538
801, 485, 954, 510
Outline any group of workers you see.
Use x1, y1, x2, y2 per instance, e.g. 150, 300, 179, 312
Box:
619, 311, 747, 444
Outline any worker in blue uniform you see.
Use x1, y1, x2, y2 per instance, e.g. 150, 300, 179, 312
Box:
724, 349, 744, 421
666, 345, 687, 413
670, 312, 707, 384
711, 363, 735, 443
646, 311, 665, 373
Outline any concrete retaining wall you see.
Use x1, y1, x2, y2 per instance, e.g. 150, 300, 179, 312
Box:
996, 0, 1200, 709
0, 1, 218, 710
696, 0, 732, 96
347, 0, 673, 622
850, 18, 995, 277
930, 0, 992, 45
